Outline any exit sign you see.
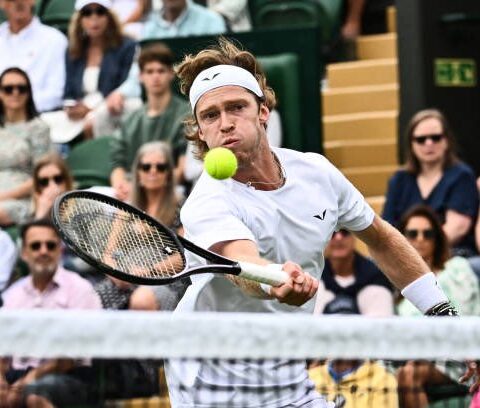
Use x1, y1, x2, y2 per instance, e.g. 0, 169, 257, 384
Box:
435, 59, 476, 87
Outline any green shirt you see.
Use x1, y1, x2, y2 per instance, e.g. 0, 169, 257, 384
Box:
110, 94, 190, 171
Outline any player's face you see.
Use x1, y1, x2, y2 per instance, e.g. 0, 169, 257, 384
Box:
22, 226, 61, 280
196, 86, 270, 165
404, 216, 435, 266
140, 61, 174, 96
137, 150, 169, 191
325, 230, 355, 260
411, 117, 448, 166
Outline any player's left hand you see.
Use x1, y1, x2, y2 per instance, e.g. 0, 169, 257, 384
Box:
459, 360, 480, 393
270, 261, 318, 306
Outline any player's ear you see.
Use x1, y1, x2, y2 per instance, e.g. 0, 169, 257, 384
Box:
258, 103, 270, 126
198, 126, 205, 141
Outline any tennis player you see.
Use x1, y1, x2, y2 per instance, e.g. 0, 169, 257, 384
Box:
165, 38, 474, 407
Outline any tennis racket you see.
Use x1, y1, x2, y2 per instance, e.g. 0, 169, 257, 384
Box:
52, 190, 289, 286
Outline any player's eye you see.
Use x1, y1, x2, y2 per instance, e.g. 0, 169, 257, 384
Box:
202, 111, 219, 121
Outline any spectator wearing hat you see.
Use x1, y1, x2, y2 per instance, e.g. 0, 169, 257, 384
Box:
0, 0, 67, 112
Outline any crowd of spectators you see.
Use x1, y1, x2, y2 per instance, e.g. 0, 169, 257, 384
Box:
0, 0, 480, 406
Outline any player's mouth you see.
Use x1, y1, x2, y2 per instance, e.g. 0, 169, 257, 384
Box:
222, 138, 240, 148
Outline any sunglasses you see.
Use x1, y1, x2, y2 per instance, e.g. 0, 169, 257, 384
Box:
404, 229, 435, 240
0, 84, 29, 95
80, 5, 108, 17
37, 174, 65, 188
412, 134, 444, 145
29, 240, 58, 252
139, 163, 169, 173
332, 229, 351, 238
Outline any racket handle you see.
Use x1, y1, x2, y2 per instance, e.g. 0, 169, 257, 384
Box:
237, 262, 289, 286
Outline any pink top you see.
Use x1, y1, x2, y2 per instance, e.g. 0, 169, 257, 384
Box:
2, 267, 101, 369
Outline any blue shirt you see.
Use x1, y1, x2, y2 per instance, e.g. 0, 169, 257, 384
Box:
382, 162, 479, 253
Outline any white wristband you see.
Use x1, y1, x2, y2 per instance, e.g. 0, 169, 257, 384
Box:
401, 272, 448, 314
259, 264, 284, 295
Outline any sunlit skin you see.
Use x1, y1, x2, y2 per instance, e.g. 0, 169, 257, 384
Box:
412, 117, 448, 167
0, 72, 29, 120
404, 216, 435, 270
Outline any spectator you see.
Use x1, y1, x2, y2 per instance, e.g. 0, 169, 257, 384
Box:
31, 153, 74, 220
0, 229, 16, 292
110, 43, 189, 201
0, 0, 67, 112
396, 205, 480, 408
383, 108, 478, 257
63, 0, 136, 140
309, 294, 399, 408
314, 229, 394, 317
206, 0, 251, 32
0, 67, 52, 227
112, 0, 150, 38
104, 0, 226, 128
0, 218, 101, 408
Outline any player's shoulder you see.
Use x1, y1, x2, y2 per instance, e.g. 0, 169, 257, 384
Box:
275, 147, 335, 171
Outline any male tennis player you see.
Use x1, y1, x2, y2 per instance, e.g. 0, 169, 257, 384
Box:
165, 38, 477, 407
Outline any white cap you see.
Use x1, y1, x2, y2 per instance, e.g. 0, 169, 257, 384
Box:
75, 0, 112, 10
189, 65, 264, 113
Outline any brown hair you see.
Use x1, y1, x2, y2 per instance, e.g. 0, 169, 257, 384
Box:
33, 152, 74, 194
130, 141, 178, 227
397, 204, 450, 271
67, 8, 124, 59
175, 37, 277, 160
404, 108, 459, 174
138, 43, 175, 71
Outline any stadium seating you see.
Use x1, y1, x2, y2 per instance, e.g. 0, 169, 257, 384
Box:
0, 9, 5, 24
39, 0, 75, 34
66, 136, 113, 189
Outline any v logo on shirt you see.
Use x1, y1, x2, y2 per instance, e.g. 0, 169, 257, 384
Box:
314, 210, 327, 221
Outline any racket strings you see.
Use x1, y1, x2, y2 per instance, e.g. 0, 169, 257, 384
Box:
58, 198, 186, 280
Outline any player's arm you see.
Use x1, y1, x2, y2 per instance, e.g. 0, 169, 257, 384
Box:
354, 215, 456, 315
210, 239, 318, 306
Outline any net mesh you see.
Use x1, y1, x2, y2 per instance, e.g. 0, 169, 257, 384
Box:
57, 196, 186, 280
1, 310, 478, 407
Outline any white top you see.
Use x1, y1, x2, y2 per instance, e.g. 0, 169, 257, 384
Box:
0, 230, 16, 292
0, 18, 67, 112
83, 66, 100, 95
166, 147, 374, 407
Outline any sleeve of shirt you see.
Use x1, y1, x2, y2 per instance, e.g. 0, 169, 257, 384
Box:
116, 40, 137, 92
328, 160, 375, 231
35, 33, 68, 111
117, 62, 142, 99
446, 166, 479, 218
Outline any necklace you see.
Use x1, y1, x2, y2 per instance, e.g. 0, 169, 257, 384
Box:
245, 152, 286, 189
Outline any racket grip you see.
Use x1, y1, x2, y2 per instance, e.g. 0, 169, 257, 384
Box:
237, 262, 289, 286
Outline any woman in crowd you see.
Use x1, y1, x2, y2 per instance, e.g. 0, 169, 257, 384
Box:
32, 153, 74, 220
0, 67, 51, 227
383, 108, 478, 257
396, 204, 480, 408
64, 0, 136, 139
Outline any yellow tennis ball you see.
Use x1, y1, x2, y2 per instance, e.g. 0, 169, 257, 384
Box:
204, 147, 238, 180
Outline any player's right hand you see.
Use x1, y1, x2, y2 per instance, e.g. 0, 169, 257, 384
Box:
270, 261, 318, 306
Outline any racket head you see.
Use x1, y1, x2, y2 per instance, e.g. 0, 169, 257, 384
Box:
52, 190, 187, 285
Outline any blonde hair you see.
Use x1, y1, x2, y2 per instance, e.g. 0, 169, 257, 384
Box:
175, 37, 276, 160
130, 142, 178, 227
67, 8, 124, 59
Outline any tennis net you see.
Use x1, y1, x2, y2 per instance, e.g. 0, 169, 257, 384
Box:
1, 310, 479, 407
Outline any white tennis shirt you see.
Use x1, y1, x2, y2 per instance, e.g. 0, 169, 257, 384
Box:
166, 147, 375, 407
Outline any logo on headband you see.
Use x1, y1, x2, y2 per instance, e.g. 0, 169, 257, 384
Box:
201, 72, 220, 81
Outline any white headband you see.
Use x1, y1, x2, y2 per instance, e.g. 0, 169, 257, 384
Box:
189, 65, 264, 112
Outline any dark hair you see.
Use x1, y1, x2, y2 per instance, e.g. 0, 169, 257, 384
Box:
404, 108, 459, 174
138, 43, 175, 71
20, 218, 59, 243
397, 205, 450, 270
0, 67, 38, 126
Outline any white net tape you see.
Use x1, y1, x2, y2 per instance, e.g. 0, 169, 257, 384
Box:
1, 310, 480, 360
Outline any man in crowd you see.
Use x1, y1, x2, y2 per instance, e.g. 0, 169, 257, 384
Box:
0, 219, 101, 408
0, 0, 67, 112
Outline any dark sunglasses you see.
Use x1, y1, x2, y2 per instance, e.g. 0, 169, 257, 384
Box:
412, 134, 444, 145
139, 163, 169, 173
404, 229, 435, 240
37, 174, 65, 188
29, 240, 58, 252
0, 84, 29, 95
80, 5, 108, 17
333, 229, 351, 238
